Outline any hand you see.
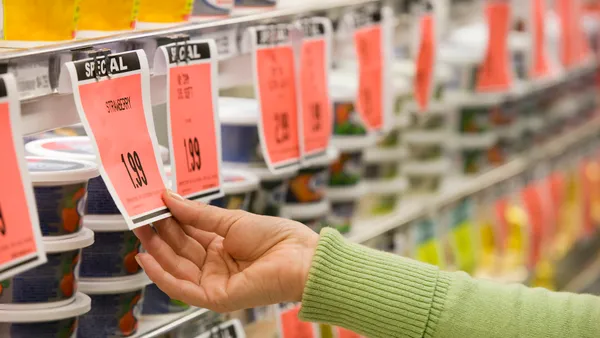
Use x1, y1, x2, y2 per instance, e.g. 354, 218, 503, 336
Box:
133, 190, 319, 313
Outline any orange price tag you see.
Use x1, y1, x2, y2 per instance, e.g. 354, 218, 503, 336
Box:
557, 0, 579, 68
354, 22, 384, 131
64, 50, 170, 229
521, 184, 544, 268
337, 327, 363, 338
573, 0, 593, 62
414, 14, 436, 111
297, 18, 333, 162
278, 304, 315, 338
530, 0, 552, 78
251, 24, 301, 173
494, 198, 509, 254
0, 74, 46, 280
476, 1, 513, 92
155, 40, 223, 201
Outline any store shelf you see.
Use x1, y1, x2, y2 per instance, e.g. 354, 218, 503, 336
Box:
347, 115, 600, 244
134, 307, 211, 338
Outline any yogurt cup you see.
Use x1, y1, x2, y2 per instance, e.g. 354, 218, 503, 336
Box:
77, 0, 138, 38
78, 273, 152, 338
209, 169, 259, 210
326, 183, 367, 234
403, 101, 451, 131
452, 133, 498, 175
359, 178, 407, 217
404, 131, 446, 162
80, 216, 142, 279
447, 93, 505, 134
27, 156, 99, 238
285, 148, 339, 205
141, 283, 189, 316
137, 0, 193, 27
0, 292, 91, 338
244, 167, 297, 217
330, 83, 367, 137
404, 160, 449, 195
328, 151, 365, 188
0, 228, 94, 310
363, 147, 404, 181
281, 200, 330, 233
25, 137, 169, 216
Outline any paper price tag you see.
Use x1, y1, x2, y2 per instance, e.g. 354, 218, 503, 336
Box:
529, 0, 552, 79
296, 17, 333, 163
154, 40, 223, 202
0, 74, 46, 280
414, 13, 436, 111
557, 0, 579, 68
477, 0, 513, 92
278, 303, 316, 338
521, 184, 544, 268
61, 50, 170, 229
249, 24, 301, 174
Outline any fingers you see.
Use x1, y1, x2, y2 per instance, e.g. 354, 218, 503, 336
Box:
154, 217, 207, 268
133, 225, 202, 284
136, 253, 214, 310
181, 224, 219, 248
163, 190, 249, 238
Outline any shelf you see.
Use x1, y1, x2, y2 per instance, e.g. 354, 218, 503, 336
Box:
347, 115, 600, 244
134, 307, 211, 338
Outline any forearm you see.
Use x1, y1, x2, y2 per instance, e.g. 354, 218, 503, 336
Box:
299, 228, 600, 338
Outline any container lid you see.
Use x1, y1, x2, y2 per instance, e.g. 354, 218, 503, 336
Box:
403, 159, 450, 175
25, 136, 169, 163
281, 200, 330, 219
222, 169, 260, 195
404, 131, 447, 145
79, 272, 152, 294
0, 292, 91, 323
218, 97, 259, 126
43, 227, 94, 253
27, 156, 99, 184
83, 215, 129, 232
331, 134, 378, 151
327, 182, 368, 201
366, 177, 407, 195
223, 163, 298, 181
303, 147, 340, 168
454, 133, 498, 149
364, 146, 406, 163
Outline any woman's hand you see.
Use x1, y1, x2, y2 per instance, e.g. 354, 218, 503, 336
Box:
133, 191, 319, 313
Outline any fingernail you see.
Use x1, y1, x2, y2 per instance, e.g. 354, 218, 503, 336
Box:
135, 254, 145, 270
167, 190, 185, 201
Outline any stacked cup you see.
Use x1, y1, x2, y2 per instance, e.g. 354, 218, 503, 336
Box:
218, 97, 296, 217
0, 156, 98, 336
25, 137, 156, 337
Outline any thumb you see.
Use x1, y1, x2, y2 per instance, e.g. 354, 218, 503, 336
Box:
163, 190, 248, 238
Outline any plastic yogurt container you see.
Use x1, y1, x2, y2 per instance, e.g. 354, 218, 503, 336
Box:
78, 273, 151, 338
447, 93, 505, 135
452, 134, 499, 175
363, 147, 404, 181
27, 156, 99, 238
0, 292, 91, 338
403, 101, 451, 131
285, 148, 339, 205
0, 228, 94, 310
326, 183, 367, 234
142, 283, 189, 316
281, 200, 330, 233
210, 169, 259, 210
404, 131, 446, 162
80, 216, 142, 279
245, 167, 296, 217
404, 160, 449, 195
25, 137, 169, 216
328, 151, 365, 188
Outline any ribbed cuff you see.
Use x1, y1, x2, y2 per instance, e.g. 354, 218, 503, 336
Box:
299, 228, 451, 338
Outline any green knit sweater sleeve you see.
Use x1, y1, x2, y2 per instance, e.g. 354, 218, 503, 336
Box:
299, 228, 600, 338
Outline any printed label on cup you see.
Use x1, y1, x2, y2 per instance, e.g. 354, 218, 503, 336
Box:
0, 74, 47, 280
154, 40, 224, 202
249, 24, 301, 174
295, 17, 333, 163
61, 50, 171, 229
477, 1, 513, 92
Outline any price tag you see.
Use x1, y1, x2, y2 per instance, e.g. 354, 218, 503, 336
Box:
249, 24, 301, 174
337, 327, 363, 338
296, 17, 333, 163
61, 50, 170, 229
154, 40, 223, 202
520, 183, 544, 268
0, 73, 46, 280
557, 0, 578, 68
476, 0, 513, 92
278, 303, 316, 338
529, 0, 552, 78
414, 11, 436, 111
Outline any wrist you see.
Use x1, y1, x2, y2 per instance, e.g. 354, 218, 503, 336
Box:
295, 230, 319, 302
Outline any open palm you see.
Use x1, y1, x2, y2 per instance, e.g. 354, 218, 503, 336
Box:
133, 191, 318, 313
